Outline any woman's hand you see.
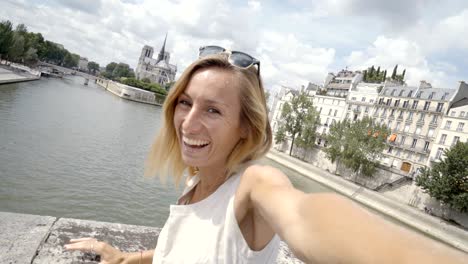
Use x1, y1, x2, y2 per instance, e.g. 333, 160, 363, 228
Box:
64, 237, 127, 264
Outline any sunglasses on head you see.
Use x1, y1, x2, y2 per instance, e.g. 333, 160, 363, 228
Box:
198, 45, 261, 76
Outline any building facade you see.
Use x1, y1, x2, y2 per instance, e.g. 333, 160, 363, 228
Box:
429, 83, 468, 163
78, 57, 88, 71
135, 34, 177, 86
376, 81, 468, 175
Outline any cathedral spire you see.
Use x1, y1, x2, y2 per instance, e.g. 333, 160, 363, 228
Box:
157, 33, 168, 63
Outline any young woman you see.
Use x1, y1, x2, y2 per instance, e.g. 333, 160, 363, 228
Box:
65, 47, 467, 264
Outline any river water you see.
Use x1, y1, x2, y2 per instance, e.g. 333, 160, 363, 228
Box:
0, 76, 330, 228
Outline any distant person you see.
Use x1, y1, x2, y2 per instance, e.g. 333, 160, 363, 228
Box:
64, 46, 467, 263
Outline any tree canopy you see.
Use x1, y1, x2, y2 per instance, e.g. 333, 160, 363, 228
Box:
415, 142, 468, 213
0, 20, 80, 68
274, 90, 320, 156
324, 117, 389, 177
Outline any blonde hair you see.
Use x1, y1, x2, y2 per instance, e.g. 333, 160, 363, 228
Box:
145, 55, 272, 186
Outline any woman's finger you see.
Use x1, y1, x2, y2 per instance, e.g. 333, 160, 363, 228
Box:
69, 237, 95, 242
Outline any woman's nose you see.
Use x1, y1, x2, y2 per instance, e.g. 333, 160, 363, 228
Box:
182, 107, 202, 134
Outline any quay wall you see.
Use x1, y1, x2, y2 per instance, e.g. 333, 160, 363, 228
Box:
0, 211, 302, 263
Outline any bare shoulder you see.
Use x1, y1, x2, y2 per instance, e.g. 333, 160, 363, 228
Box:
242, 164, 292, 188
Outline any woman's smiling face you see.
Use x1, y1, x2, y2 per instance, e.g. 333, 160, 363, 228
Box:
173, 67, 246, 171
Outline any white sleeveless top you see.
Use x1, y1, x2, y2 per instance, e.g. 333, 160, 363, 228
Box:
153, 170, 281, 263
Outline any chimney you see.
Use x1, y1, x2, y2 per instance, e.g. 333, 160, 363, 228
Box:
419, 80, 432, 89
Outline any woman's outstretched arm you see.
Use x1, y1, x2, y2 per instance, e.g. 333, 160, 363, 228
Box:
246, 165, 467, 264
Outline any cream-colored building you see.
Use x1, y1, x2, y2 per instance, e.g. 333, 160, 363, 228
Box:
345, 82, 383, 122
313, 95, 347, 146
377, 81, 468, 176
78, 57, 88, 71
323, 69, 363, 98
429, 91, 468, 163
135, 34, 177, 86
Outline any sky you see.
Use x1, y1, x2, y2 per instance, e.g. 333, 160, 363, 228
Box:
2, 0, 468, 93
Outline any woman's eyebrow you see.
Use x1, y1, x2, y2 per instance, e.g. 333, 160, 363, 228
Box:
182, 92, 229, 107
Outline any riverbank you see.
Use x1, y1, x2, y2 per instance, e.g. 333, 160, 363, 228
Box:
0, 211, 302, 263
266, 149, 468, 253
0, 66, 40, 84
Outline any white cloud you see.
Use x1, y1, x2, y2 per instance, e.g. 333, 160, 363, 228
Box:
247, 0, 261, 11
345, 36, 457, 88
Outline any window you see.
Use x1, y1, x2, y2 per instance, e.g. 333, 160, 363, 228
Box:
348, 105, 351, 110
450, 111, 456, 117
416, 91, 422, 98
325, 118, 330, 126
391, 89, 396, 96
419, 154, 425, 162
396, 122, 401, 131
457, 122, 465, 132
334, 110, 338, 117
388, 146, 393, 154
411, 139, 417, 148
412, 100, 419, 109
386, 98, 392, 106
430, 115, 438, 124
370, 99, 374, 104
408, 90, 413, 97
404, 124, 410, 133
398, 90, 404, 96
439, 134, 447, 144
403, 101, 409, 108
461, 111, 466, 118
328, 109, 332, 115
418, 113, 425, 121
379, 98, 384, 105
400, 135, 406, 145
390, 109, 395, 117
398, 111, 404, 119
435, 148, 444, 159
351, 97, 356, 101
365, 106, 369, 113
423, 101, 430, 111
407, 112, 414, 120
396, 149, 401, 157
394, 99, 400, 107
436, 103, 443, 112
361, 97, 366, 102
424, 141, 430, 151
415, 126, 422, 134
442, 92, 449, 100
345, 113, 350, 119
427, 128, 435, 137
319, 107, 322, 114
429, 92, 435, 99
444, 121, 452, 129
452, 136, 460, 146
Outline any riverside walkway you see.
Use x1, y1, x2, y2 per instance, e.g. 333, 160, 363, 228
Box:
267, 149, 468, 253
0, 66, 40, 84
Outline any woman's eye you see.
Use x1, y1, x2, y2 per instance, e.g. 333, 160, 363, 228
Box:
179, 99, 191, 106
207, 108, 220, 114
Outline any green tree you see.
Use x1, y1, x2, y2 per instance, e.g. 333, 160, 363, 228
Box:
141, 77, 151, 83
295, 106, 321, 159
23, 47, 38, 65
275, 91, 318, 156
87, 61, 100, 74
63, 52, 78, 68
0, 20, 14, 59
8, 32, 25, 62
416, 142, 468, 213
324, 117, 389, 176
391, 64, 398, 79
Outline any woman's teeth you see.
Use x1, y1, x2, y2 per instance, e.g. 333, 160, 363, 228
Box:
183, 136, 210, 147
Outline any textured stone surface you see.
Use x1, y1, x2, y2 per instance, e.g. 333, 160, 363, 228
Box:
0, 212, 56, 264
33, 217, 160, 264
